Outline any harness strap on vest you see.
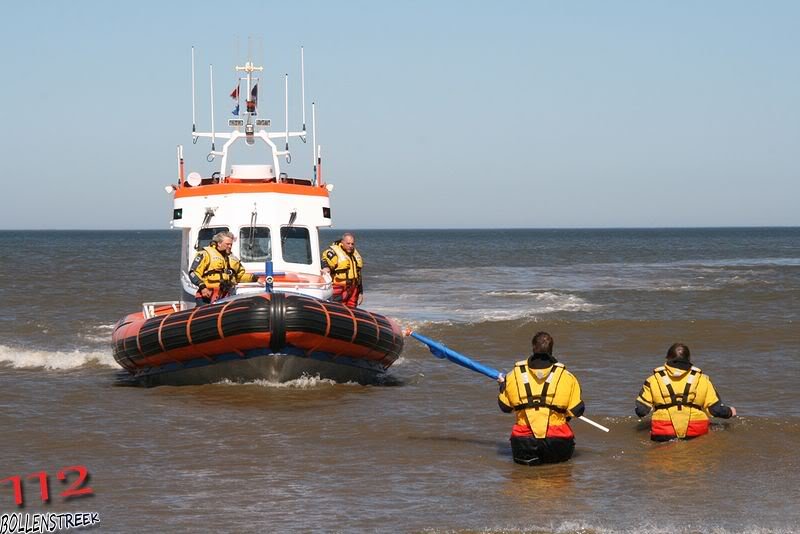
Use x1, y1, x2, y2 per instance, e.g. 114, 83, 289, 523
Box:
652, 401, 704, 410
654, 368, 701, 411
202, 248, 234, 275
512, 402, 568, 414
511, 363, 567, 413
204, 268, 235, 276
517, 363, 535, 408
538, 363, 563, 406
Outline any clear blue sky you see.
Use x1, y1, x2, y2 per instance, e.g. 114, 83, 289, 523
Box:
1, 1, 798, 229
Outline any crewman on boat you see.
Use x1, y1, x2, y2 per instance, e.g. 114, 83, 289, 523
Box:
189, 231, 264, 305
321, 232, 363, 308
635, 343, 737, 441
498, 331, 585, 466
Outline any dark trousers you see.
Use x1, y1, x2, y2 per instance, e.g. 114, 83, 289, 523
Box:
510, 436, 575, 466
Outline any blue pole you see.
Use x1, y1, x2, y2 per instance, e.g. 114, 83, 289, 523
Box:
407, 331, 502, 380
265, 260, 274, 293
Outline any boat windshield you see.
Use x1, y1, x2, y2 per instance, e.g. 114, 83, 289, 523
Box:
240, 227, 272, 262
195, 226, 229, 250
280, 227, 312, 265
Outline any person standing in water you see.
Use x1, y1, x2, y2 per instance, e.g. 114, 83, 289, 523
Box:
498, 331, 585, 466
635, 343, 737, 441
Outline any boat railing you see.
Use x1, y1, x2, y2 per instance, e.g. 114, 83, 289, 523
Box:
142, 301, 189, 319
237, 279, 332, 291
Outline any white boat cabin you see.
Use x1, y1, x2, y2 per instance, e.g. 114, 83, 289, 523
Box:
165, 52, 334, 308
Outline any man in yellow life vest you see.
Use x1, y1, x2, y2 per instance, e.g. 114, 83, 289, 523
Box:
498, 332, 585, 466
188, 231, 264, 305
635, 343, 737, 441
321, 232, 363, 308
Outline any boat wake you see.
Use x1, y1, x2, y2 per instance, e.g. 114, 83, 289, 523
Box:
0, 344, 118, 370
214, 374, 357, 389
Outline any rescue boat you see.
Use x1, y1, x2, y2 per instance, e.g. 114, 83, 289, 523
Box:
112, 47, 403, 386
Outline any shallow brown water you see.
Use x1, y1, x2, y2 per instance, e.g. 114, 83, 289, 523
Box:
1, 228, 798, 532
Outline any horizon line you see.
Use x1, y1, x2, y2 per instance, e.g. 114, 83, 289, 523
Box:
3, 225, 799, 232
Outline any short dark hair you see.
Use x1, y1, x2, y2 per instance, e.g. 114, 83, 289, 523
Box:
531, 332, 554, 355
666, 343, 691, 362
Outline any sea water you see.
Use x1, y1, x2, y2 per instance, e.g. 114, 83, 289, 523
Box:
1, 228, 798, 532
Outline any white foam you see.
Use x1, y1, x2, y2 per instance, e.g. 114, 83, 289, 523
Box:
0, 344, 118, 370
77, 323, 118, 343
370, 291, 598, 327
506, 520, 796, 534
214, 373, 354, 389
389, 355, 420, 368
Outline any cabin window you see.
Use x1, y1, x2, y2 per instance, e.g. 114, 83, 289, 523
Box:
280, 226, 312, 265
240, 227, 272, 262
195, 227, 229, 250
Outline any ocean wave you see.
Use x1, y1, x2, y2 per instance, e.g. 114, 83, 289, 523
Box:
0, 344, 118, 370
385, 262, 788, 295
674, 257, 800, 268
496, 519, 800, 534
77, 323, 118, 343
372, 291, 598, 327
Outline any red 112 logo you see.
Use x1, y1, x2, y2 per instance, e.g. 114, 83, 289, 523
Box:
1, 466, 94, 507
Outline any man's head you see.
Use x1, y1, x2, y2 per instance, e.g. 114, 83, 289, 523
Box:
666, 343, 691, 363
211, 231, 235, 255
339, 232, 356, 254
531, 331, 554, 356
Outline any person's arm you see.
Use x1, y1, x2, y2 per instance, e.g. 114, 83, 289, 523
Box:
189, 251, 212, 297
635, 401, 651, 418
498, 377, 513, 413
708, 401, 736, 418
567, 377, 585, 418
703, 378, 736, 418
321, 249, 336, 274
236, 262, 260, 284
635, 380, 653, 417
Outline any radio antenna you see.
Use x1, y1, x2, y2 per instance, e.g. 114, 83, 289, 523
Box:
311, 102, 317, 184
317, 144, 323, 185
191, 47, 197, 136
284, 73, 290, 162
209, 65, 216, 154
300, 47, 307, 140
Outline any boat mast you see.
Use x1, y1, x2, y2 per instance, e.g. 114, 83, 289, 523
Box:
188, 46, 312, 183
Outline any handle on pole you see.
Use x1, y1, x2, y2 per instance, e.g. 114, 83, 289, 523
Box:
578, 416, 610, 433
